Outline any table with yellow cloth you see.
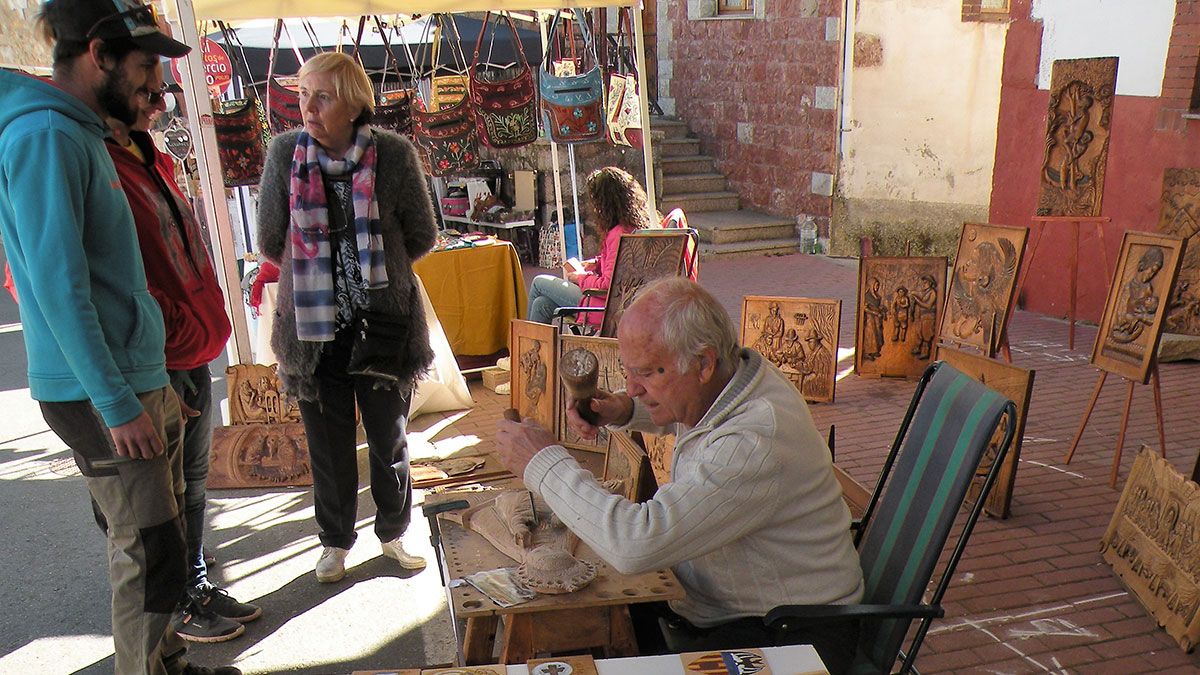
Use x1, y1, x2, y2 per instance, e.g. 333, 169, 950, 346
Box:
414, 242, 528, 356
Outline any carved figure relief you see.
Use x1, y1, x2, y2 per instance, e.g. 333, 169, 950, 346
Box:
558, 335, 623, 451
640, 432, 676, 487
855, 257, 947, 378
606, 431, 651, 502
226, 364, 301, 425
208, 423, 311, 488
1157, 169, 1200, 336
740, 296, 841, 403
510, 320, 557, 433
1093, 232, 1185, 384
599, 232, 688, 336
1037, 57, 1118, 217
940, 223, 1028, 356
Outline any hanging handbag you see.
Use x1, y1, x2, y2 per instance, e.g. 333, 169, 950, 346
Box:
372, 16, 415, 136
469, 12, 538, 149
605, 9, 643, 148
427, 19, 470, 112
411, 15, 479, 176
539, 9, 605, 145
265, 20, 305, 134
213, 96, 271, 188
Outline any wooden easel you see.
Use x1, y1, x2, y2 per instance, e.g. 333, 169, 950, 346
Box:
1064, 364, 1167, 488
1021, 216, 1112, 350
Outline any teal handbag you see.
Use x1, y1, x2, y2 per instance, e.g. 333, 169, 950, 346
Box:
538, 9, 605, 144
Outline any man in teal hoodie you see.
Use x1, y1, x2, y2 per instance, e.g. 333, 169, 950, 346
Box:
0, 2, 237, 674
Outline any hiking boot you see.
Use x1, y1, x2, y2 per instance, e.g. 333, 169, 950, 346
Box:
189, 582, 262, 623
180, 663, 242, 675
381, 537, 427, 570
315, 546, 349, 583
171, 601, 244, 643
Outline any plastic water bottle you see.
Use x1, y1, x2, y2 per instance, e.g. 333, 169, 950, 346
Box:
799, 216, 817, 254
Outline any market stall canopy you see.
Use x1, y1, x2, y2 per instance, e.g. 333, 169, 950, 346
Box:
191, 0, 635, 22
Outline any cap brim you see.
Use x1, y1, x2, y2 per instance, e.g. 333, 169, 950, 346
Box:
133, 32, 191, 59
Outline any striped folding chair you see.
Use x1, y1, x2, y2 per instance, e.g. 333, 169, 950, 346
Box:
767, 361, 1017, 675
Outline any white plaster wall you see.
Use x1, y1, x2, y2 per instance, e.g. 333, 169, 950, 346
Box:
838, 0, 1007, 206
1033, 0, 1173, 96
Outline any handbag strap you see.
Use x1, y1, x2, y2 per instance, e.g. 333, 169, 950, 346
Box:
472, 11, 528, 71
216, 20, 260, 99
280, 21, 307, 66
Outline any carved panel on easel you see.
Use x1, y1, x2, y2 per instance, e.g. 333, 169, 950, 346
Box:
855, 257, 947, 378
1101, 446, 1200, 652
1157, 168, 1200, 336
1037, 57, 1118, 217
557, 335, 624, 452
510, 320, 557, 434
939, 223, 1028, 357
1092, 231, 1185, 384
208, 422, 311, 488
740, 296, 841, 403
226, 364, 300, 425
599, 232, 689, 336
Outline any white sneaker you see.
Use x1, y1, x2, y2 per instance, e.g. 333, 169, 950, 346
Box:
496, 356, 512, 371
315, 546, 349, 583
381, 537, 427, 571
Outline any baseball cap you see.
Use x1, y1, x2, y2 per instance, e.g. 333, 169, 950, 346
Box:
49, 0, 191, 58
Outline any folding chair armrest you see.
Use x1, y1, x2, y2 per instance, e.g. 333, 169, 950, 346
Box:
765, 603, 944, 628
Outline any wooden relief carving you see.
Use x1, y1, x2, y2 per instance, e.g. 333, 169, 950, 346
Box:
599, 232, 688, 337
509, 320, 557, 433
557, 335, 623, 452
226, 363, 300, 425
420, 666, 506, 675
353, 670, 421, 675
639, 431, 676, 488
740, 295, 841, 403
1157, 169, 1200, 336
1037, 57, 1118, 217
936, 346, 1035, 519
1092, 231, 1185, 384
940, 223, 1028, 357
855, 257, 947, 378
208, 422, 311, 488
528, 656, 600, 675
605, 431, 651, 502
1101, 446, 1200, 652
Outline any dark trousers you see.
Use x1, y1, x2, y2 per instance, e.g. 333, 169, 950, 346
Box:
298, 332, 414, 550
170, 364, 214, 589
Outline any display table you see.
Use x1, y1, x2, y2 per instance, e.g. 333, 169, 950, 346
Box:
414, 242, 528, 357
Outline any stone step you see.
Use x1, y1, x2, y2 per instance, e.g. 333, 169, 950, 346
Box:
661, 191, 741, 213
651, 117, 690, 140
661, 155, 716, 175
660, 137, 702, 157
700, 238, 801, 259
661, 172, 728, 195
686, 210, 797, 244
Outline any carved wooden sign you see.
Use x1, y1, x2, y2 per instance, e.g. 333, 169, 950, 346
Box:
939, 223, 1028, 357
599, 231, 689, 336
936, 346, 1035, 519
1157, 168, 1200, 336
226, 363, 301, 425
510, 320, 557, 434
855, 256, 947, 378
1092, 231, 1185, 384
208, 422, 311, 488
1037, 57, 1118, 217
740, 295, 841, 403
1102, 446, 1200, 652
557, 335, 624, 452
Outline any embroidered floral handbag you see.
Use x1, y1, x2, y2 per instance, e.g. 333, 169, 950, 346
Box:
605, 9, 643, 148
263, 20, 304, 134
411, 15, 479, 176
213, 96, 270, 188
539, 9, 605, 144
469, 12, 538, 149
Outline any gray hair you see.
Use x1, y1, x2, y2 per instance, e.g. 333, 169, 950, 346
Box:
631, 277, 740, 374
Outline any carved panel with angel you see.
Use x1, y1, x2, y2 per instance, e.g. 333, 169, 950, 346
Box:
939, 223, 1028, 357
740, 295, 841, 403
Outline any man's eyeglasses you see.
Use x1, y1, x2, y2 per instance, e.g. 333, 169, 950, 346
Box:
140, 85, 169, 105
85, 5, 159, 41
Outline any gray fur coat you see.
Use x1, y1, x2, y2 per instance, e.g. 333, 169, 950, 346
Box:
256, 128, 438, 401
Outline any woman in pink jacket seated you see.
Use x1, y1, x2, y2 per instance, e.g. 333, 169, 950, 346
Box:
527, 167, 654, 327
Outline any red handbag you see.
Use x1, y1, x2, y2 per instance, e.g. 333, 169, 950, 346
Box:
265, 19, 304, 134
411, 15, 479, 176
371, 17, 414, 136
213, 96, 270, 188
469, 12, 538, 149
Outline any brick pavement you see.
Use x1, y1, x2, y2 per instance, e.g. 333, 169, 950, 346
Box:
412, 252, 1200, 674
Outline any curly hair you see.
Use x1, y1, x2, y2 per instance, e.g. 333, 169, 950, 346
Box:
585, 167, 654, 233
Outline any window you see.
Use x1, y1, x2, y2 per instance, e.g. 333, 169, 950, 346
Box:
718, 0, 752, 15
962, 0, 1011, 22
688, 0, 765, 21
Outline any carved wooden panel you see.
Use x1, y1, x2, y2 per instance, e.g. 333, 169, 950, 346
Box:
939, 223, 1028, 357
528, 656, 599, 675
1101, 446, 1200, 652
599, 231, 688, 337
557, 335, 624, 452
638, 431, 676, 488
1092, 231, 1185, 384
936, 346, 1035, 519
226, 363, 301, 425
605, 431, 651, 502
1036, 57, 1118, 217
208, 422, 311, 488
740, 295, 841, 403
509, 319, 557, 434
855, 256, 947, 378
420, 666, 505, 675
1157, 169, 1200, 336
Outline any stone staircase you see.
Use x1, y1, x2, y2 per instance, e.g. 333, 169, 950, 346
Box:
654, 117, 799, 259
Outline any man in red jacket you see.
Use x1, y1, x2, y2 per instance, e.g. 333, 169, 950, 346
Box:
105, 65, 261, 643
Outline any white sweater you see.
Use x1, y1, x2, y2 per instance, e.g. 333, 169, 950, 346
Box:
524, 349, 864, 627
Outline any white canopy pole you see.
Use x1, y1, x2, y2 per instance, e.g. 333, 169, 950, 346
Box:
632, 1, 657, 221
538, 10, 568, 272
567, 144, 584, 260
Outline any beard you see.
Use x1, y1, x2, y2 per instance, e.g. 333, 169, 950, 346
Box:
97, 65, 139, 126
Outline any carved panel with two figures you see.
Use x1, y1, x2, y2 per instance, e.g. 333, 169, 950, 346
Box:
1037, 57, 1118, 217
1157, 168, 1200, 336
509, 320, 557, 434
940, 223, 1027, 357
226, 363, 301, 425
855, 257, 947, 378
1092, 231, 1185, 384
936, 346, 1035, 519
740, 295, 840, 403
599, 232, 689, 336
557, 335, 624, 452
